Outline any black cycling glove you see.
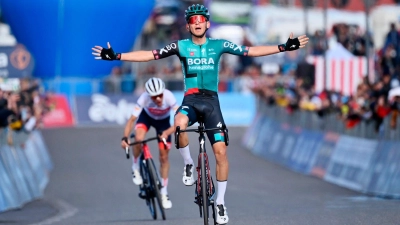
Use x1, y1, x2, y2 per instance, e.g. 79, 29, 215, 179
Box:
278, 37, 301, 52
100, 47, 121, 61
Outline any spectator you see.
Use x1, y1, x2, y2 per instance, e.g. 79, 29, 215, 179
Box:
104, 66, 123, 93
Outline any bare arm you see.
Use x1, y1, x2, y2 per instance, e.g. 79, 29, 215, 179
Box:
120, 51, 154, 62
92, 42, 154, 62
248, 33, 309, 57
121, 115, 137, 149
123, 115, 137, 138
248, 46, 280, 57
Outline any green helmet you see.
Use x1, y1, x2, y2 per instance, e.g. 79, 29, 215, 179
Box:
184, 4, 210, 22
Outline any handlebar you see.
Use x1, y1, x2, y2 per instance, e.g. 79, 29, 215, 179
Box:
174, 125, 229, 149
124, 134, 167, 159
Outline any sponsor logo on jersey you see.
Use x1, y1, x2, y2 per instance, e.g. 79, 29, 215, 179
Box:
147, 107, 171, 116
159, 43, 177, 55
223, 41, 243, 52
187, 58, 215, 70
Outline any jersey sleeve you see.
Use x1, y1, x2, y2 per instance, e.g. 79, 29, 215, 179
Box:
132, 94, 145, 117
220, 39, 249, 56
152, 41, 180, 60
164, 90, 179, 112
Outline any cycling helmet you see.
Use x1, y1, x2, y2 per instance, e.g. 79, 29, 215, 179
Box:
145, 77, 165, 96
184, 4, 210, 22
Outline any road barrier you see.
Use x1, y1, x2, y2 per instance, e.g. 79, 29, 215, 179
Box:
243, 103, 400, 198
0, 129, 52, 212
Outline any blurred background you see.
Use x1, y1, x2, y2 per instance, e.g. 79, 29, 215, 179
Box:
1, 0, 400, 219
1, 0, 400, 137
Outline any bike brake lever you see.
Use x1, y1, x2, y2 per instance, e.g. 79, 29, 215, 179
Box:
162, 137, 168, 149
125, 147, 130, 159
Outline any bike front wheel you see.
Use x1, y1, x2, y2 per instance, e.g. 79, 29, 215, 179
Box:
147, 159, 166, 220
140, 160, 157, 220
200, 153, 209, 225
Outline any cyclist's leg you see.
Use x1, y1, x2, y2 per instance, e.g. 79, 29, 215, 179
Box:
132, 111, 150, 185
153, 116, 173, 209
152, 117, 172, 189
204, 98, 229, 224
175, 101, 197, 186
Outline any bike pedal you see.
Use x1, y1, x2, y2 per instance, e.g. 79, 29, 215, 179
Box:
138, 191, 147, 199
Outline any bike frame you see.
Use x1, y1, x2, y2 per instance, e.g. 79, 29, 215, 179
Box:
175, 121, 228, 225
125, 136, 166, 220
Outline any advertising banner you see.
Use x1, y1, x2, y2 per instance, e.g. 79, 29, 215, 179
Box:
287, 129, 323, 174
74, 92, 256, 127
310, 132, 339, 178
367, 141, 400, 196
0, 46, 34, 78
324, 136, 377, 191
74, 94, 138, 126
242, 113, 263, 150
42, 94, 74, 128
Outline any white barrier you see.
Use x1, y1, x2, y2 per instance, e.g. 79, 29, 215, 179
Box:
0, 129, 52, 212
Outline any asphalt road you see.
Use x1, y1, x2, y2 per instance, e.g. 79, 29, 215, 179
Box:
1, 126, 399, 225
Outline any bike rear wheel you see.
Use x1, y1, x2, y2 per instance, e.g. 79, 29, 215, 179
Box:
148, 158, 166, 220
201, 153, 209, 225
140, 161, 157, 220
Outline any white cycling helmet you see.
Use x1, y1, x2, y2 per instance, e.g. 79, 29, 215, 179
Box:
145, 77, 165, 96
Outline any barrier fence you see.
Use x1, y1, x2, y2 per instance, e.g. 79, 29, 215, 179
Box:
243, 99, 400, 198
0, 129, 52, 212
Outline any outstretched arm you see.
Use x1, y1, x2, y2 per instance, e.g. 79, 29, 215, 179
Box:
92, 42, 154, 62
248, 33, 309, 57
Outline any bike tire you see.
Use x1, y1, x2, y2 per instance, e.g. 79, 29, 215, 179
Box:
141, 162, 157, 220
201, 153, 209, 225
148, 159, 166, 220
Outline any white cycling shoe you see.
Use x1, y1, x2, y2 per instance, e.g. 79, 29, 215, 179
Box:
182, 164, 195, 186
215, 204, 229, 224
161, 194, 172, 209
132, 169, 143, 185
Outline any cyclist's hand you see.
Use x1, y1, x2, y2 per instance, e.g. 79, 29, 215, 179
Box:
278, 33, 309, 52
159, 131, 168, 141
92, 42, 121, 60
121, 137, 130, 149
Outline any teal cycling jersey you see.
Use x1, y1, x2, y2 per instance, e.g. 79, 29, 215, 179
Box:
152, 38, 249, 95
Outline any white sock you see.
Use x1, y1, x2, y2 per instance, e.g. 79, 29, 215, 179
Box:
179, 145, 193, 165
216, 181, 227, 205
132, 157, 139, 171
161, 178, 168, 195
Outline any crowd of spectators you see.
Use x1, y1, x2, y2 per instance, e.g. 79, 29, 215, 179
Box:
100, 1, 400, 135
249, 21, 400, 134
0, 78, 50, 140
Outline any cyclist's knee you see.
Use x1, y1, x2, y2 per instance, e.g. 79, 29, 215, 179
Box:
159, 153, 169, 164
174, 113, 188, 129
212, 142, 227, 158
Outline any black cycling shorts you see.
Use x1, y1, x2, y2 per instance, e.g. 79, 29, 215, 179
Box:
175, 90, 227, 146
135, 110, 172, 144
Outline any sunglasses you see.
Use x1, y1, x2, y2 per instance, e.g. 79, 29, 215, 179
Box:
188, 15, 207, 24
151, 93, 163, 100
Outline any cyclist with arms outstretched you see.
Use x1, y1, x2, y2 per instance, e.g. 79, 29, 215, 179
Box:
93, 4, 309, 224
121, 77, 177, 209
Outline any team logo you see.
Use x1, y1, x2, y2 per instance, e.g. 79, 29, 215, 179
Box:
10, 46, 31, 70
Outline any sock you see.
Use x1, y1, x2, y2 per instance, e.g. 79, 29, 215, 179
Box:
179, 145, 193, 165
161, 178, 168, 195
132, 157, 139, 171
216, 181, 227, 205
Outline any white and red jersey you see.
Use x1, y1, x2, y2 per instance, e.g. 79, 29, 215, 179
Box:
132, 89, 178, 120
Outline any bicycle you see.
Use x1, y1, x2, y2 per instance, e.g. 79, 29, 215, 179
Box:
125, 134, 166, 220
175, 117, 229, 225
